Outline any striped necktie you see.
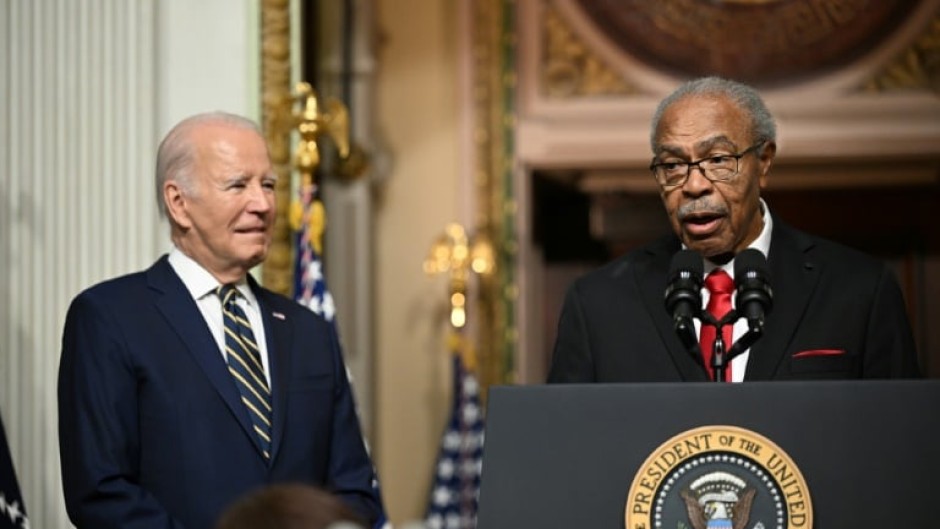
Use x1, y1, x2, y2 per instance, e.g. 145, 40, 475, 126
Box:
217, 284, 272, 459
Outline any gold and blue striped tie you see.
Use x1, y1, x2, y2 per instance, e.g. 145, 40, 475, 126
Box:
217, 284, 272, 459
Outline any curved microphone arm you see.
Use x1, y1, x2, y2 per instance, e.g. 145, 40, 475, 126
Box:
674, 315, 701, 359
707, 309, 767, 382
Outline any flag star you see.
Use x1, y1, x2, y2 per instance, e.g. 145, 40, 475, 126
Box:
321, 291, 336, 321
461, 403, 480, 424
433, 485, 452, 507
306, 260, 323, 282
426, 514, 444, 529
306, 295, 321, 315
462, 375, 478, 396
444, 513, 462, 529
438, 458, 455, 479
5, 500, 22, 521
443, 432, 461, 450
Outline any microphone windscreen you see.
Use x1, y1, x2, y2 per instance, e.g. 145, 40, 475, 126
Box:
665, 249, 703, 326
669, 249, 703, 279
734, 248, 773, 320
734, 248, 770, 282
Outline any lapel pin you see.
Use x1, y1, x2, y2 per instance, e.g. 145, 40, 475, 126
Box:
272, 312, 286, 320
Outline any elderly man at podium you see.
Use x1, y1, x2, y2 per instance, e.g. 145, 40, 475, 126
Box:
548, 76, 921, 383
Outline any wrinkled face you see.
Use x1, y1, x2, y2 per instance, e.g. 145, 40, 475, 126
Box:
653, 95, 774, 260
165, 124, 276, 281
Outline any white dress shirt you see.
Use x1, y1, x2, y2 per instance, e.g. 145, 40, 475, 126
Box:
168, 248, 272, 387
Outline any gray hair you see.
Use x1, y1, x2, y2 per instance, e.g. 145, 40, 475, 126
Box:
154, 111, 262, 217
650, 76, 776, 151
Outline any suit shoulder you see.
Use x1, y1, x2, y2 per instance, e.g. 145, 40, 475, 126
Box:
71, 256, 178, 304
63, 270, 154, 333
73, 269, 150, 304
791, 227, 888, 275
810, 235, 880, 264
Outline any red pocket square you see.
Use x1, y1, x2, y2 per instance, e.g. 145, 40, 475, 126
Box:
792, 348, 845, 358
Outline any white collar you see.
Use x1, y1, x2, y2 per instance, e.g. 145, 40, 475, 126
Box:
167, 247, 256, 306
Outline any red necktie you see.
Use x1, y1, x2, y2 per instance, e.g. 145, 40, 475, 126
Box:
700, 269, 734, 381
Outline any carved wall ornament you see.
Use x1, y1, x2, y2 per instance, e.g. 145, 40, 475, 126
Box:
542, 4, 641, 97
261, 0, 294, 295
471, 0, 518, 391
568, 0, 918, 86
862, 14, 940, 93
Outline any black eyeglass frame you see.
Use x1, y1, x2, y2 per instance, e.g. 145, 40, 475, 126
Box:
649, 141, 766, 188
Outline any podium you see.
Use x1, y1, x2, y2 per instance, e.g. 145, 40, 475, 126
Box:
477, 380, 939, 528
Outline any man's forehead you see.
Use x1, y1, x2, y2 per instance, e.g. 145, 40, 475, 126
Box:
195, 127, 267, 156
654, 97, 750, 152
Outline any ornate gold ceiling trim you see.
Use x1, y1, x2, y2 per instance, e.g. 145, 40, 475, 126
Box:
541, 3, 640, 98
861, 14, 940, 94
260, 0, 293, 295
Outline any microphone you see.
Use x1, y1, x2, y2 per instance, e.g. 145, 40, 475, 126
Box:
734, 249, 773, 332
665, 250, 703, 349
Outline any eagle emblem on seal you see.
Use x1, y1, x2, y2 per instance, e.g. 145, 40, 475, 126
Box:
680, 471, 757, 529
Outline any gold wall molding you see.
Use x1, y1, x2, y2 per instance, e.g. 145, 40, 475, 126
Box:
542, 3, 640, 98
471, 0, 518, 392
862, 14, 940, 94
260, 0, 294, 295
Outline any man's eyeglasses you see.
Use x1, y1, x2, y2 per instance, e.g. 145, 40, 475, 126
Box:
649, 142, 765, 188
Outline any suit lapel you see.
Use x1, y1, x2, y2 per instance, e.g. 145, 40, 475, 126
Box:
147, 257, 260, 455
635, 237, 710, 381
251, 281, 292, 465
744, 222, 821, 380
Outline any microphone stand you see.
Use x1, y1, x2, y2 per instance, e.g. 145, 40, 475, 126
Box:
703, 310, 766, 382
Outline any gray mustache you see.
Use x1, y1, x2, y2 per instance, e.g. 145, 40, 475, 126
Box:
677, 201, 729, 220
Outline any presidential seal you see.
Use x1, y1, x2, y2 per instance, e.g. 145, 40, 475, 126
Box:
625, 426, 812, 529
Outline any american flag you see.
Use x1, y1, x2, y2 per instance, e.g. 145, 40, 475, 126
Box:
293, 177, 335, 321
0, 413, 28, 529
425, 351, 485, 529
293, 189, 389, 529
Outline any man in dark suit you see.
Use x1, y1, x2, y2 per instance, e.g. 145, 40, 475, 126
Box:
58, 112, 384, 528
548, 77, 921, 383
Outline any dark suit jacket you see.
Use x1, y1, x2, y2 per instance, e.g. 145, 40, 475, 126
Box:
548, 220, 921, 382
58, 256, 382, 529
